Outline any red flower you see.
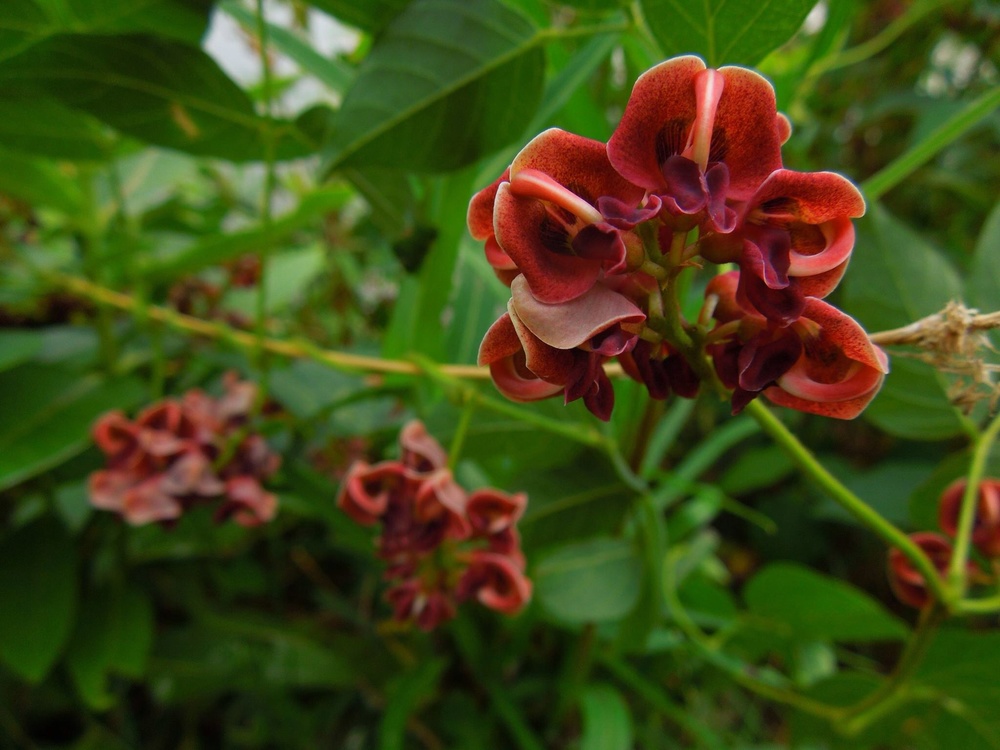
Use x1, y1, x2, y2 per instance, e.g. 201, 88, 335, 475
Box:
337, 421, 532, 629
607, 56, 785, 231
887, 533, 952, 609
708, 272, 888, 418
938, 478, 1000, 558
88, 375, 279, 526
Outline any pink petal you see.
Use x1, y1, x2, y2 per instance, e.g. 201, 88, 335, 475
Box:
89, 469, 133, 512
220, 476, 278, 527
607, 56, 706, 190
121, 476, 184, 525
510, 275, 644, 350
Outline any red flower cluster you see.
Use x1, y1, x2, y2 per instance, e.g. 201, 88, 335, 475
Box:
470, 55, 887, 420
338, 421, 531, 631
887, 477, 1000, 608
89, 374, 279, 527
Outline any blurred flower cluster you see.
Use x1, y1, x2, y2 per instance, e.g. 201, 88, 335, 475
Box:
888, 477, 1000, 608
471, 55, 887, 420
338, 421, 531, 631
89, 373, 279, 527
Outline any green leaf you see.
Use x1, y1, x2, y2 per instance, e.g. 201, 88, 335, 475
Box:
743, 562, 909, 643
0, 330, 43, 373
970, 200, 1000, 322
0, 33, 312, 161
305, 0, 409, 35
638, 0, 815, 66
912, 628, 1000, 747
0, 518, 78, 682
322, 0, 545, 173
0, 146, 83, 213
579, 683, 634, 750
844, 204, 966, 440
379, 659, 448, 750
66, 585, 154, 709
0, 364, 146, 491
0, 0, 213, 64
534, 537, 642, 624
0, 93, 112, 160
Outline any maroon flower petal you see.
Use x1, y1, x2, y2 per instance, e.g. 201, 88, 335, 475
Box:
494, 182, 601, 304
219, 476, 278, 527
456, 550, 533, 615
466, 489, 527, 536
607, 56, 706, 190
510, 128, 645, 210
399, 420, 448, 474
337, 460, 405, 525
712, 66, 783, 200
467, 169, 509, 240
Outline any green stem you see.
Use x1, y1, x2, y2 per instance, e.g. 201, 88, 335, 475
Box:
838, 605, 944, 736
745, 400, 951, 607
662, 545, 844, 721
812, 0, 952, 76
861, 86, 1000, 201
948, 411, 1000, 593
599, 654, 727, 750
447, 396, 475, 471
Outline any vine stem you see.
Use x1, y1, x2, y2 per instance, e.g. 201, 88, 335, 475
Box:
45, 272, 631, 382
744, 400, 951, 607
837, 605, 944, 736
947, 411, 1000, 593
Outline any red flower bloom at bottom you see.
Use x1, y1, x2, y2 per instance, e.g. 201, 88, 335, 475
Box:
338, 421, 531, 630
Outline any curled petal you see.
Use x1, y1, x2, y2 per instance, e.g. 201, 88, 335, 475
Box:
92, 411, 138, 460
478, 311, 569, 403
938, 478, 1000, 558
510, 275, 644, 351
399, 420, 448, 474
751, 169, 865, 225
161, 451, 225, 497
511, 128, 645, 210
219, 476, 278, 527
337, 460, 406, 525
466, 489, 527, 536
89, 469, 133, 513
121, 476, 184, 525
457, 551, 533, 615
767, 299, 889, 419
414, 469, 469, 540
494, 182, 601, 304
887, 532, 952, 608
468, 169, 509, 240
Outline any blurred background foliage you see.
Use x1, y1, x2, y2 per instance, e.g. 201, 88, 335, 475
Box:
0, 0, 998, 747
